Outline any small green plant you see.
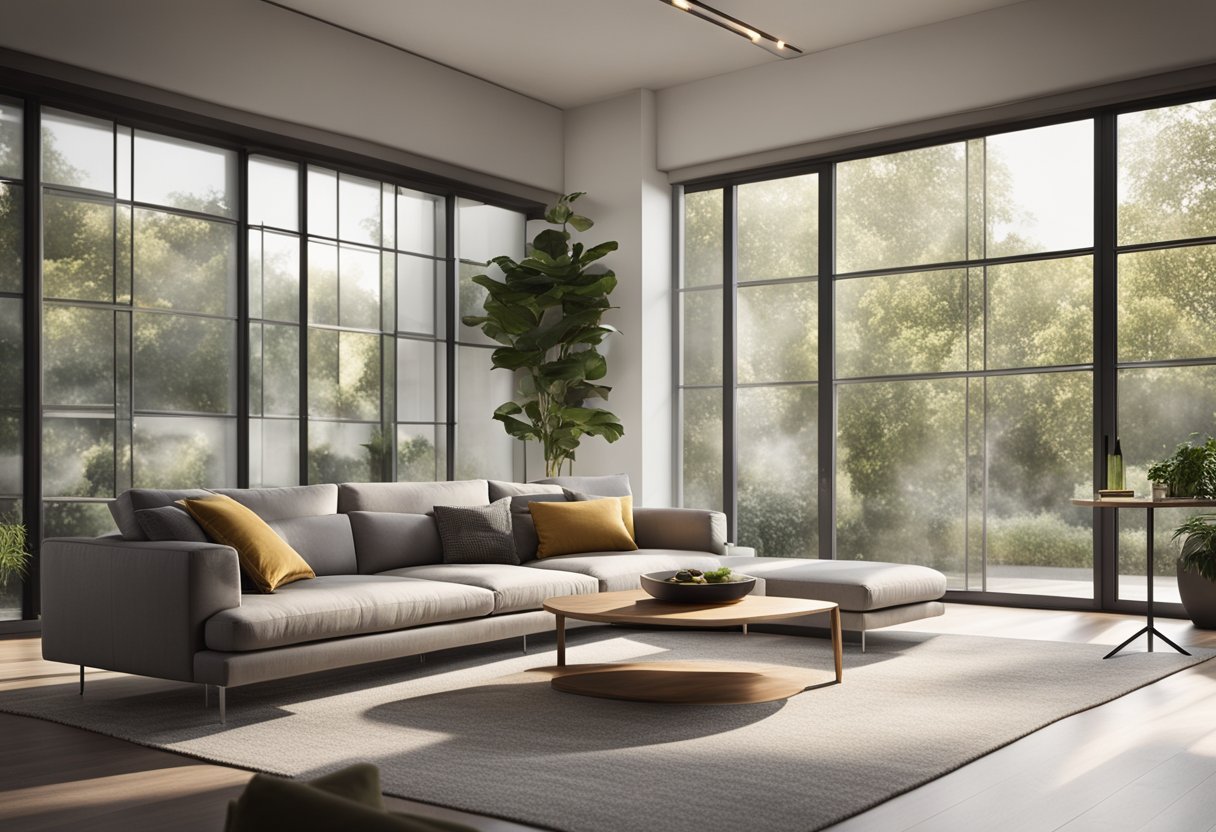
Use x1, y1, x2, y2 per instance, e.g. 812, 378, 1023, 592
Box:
461, 192, 624, 477
1173, 513, 1216, 582
0, 522, 30, 588
1146, 434, 1216, 498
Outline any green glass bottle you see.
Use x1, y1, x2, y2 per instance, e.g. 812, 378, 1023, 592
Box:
1107, 437, 1125, 491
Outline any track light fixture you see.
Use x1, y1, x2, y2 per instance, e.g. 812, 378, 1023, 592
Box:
663, 0, 802, 58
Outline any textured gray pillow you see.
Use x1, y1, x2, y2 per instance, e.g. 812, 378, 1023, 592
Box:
433, 497, 518, 565
134, 506, 209, 542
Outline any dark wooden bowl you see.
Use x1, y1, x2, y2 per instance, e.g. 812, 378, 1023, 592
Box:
640, 571, 756, 604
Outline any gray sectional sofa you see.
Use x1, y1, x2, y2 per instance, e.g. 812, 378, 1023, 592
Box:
40, 476, 946, 722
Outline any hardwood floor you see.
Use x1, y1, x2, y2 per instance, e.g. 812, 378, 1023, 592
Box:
1, 606, 1214, 832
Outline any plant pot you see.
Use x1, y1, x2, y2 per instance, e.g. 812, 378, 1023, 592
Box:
1177, 559, 1216, 629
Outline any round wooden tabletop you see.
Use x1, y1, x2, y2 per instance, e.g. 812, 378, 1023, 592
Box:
543, 588, 836, 627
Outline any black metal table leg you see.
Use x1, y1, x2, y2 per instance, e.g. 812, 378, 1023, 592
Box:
1104, 506, 1191, 659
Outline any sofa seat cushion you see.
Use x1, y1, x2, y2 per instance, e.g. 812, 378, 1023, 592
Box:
718, 556, 946, 612
526, 549, 723, 592
204, 575, 495, 651
382, 564, 599, 614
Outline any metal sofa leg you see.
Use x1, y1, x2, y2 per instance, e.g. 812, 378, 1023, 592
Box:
204, 683, 209, 707
79, 665, 84, 695
219, 686, 226, 724
860, 631, 866, 653
522, 634, 528, 654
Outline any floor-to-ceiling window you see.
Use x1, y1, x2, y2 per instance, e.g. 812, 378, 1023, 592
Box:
678, 91, 1216, 611
0, 88, 535, 624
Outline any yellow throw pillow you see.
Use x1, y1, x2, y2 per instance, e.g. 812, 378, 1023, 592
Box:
529, 498, 639, 559
180, 494, 315, 593
561, 490, 635, 540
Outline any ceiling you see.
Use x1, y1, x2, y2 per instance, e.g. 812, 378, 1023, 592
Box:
270, 0, 1029, 109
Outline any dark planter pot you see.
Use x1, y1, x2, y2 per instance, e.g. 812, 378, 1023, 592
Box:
1177, 559, 1216, 629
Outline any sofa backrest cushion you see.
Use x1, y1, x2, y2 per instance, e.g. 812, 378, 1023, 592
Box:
337, 480, 489, 514
487, 480, 564, 501
348, 511, 443, 573
109, 488, 212, 540
212, 484, 338, 521
530, 473, 631, 497
268, 514, 358, 576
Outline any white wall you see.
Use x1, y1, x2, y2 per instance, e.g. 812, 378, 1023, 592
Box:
0, 0, 563, 193
558, 90, 672, 506
657, 0, 1216, 175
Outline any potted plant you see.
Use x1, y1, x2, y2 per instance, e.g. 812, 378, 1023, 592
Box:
461, 192, 624, 477
1172, 514, 1216, 628
0, 520, 30, 593
1146, 434, 1216, 499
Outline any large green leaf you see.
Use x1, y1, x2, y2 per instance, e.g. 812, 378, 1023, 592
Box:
567, 214, 593, 232
532, 228, 570, 260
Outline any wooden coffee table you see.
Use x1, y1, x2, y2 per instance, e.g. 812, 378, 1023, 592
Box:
541, 589, 841, 704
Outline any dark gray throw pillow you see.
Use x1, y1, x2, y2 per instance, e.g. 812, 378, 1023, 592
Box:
134, 505, 209, 542
509, 493, 568, 562
433, 498, 519, 565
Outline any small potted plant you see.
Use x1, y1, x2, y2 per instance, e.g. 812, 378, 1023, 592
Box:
1173, 514, 1216, 629
1146, 434, 1216, 499
0, 520, 30, 593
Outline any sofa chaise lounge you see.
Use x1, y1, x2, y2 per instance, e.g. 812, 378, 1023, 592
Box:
40, 476, 946, 721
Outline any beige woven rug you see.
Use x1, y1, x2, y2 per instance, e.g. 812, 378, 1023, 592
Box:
1, 628, 1209, 832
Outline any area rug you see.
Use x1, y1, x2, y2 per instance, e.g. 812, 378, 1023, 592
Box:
1, 629, 1210, 832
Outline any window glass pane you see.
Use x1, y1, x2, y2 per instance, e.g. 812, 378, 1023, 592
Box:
458, 260, 501, 346
308, 240, 338, 325
339, 245, 381, 330
681, 290, 721, 385
115, 126, 131, 202
737, 385, 817, 557
737, 280, 816, 384
338, 173, 380, 246
397, 188, 443, 256
837, 143, 966, 273
0, 98, 20, 179
43, 305, 113, 407
836, 270, 965, 379
0, 299, 20, 403
1119, 99, 1216, 245
0, 183, 21, 294
1117, 365, 1216, 604
681, 387, 722, 512
250, 418, 299, 487
456, 346, 514, 480
984, 371, 1093, 598
133, 415, 236, 488
43, 416, 114, 497
837, 378, 966, 572
985, 120, 1093, 257
397, 425, 441, 481
250, 229, 299, 323
398, 254, 439, 336
307, 166, 337, 238
381, 183, 395, 250
44, 501, 116, 538
307, 328, 380, 421
133, 208, 236, 316
397, 338, 436, 422
134, 131, 236, 218
738, 174, 817, 282
41, 108, 113, 193
458, 199, 523, 264
683, 189, 722, 288
248, 156, 299, 231
986, 256, 1092, 370
259, 323, 299, 417
308, 420, 381, 484
1119, 245, 1216, 362
43, 194, 113, 301
134, 313, 236, 414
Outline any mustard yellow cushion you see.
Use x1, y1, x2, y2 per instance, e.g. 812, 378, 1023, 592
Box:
529, 498, 639, 559
180, 494, 315, 593
561, 489, 636, 540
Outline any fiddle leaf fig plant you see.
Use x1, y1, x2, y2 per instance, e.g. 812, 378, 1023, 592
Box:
461, 192, 624, 477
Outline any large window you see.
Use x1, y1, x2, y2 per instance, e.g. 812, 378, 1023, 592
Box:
0, 93, 533, 623
678, 93, 1216, 612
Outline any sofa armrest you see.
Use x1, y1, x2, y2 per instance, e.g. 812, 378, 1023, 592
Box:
632, 507, 728, 555
41, 537, 241, 683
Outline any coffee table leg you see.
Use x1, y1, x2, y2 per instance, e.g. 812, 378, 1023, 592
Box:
556, 614, 566, 667
830, 606, 843, 684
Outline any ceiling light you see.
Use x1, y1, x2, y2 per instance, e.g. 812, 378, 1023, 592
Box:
661, 0, 802, 59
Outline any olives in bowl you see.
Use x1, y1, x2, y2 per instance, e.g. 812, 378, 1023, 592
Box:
640, 567, 756, 604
